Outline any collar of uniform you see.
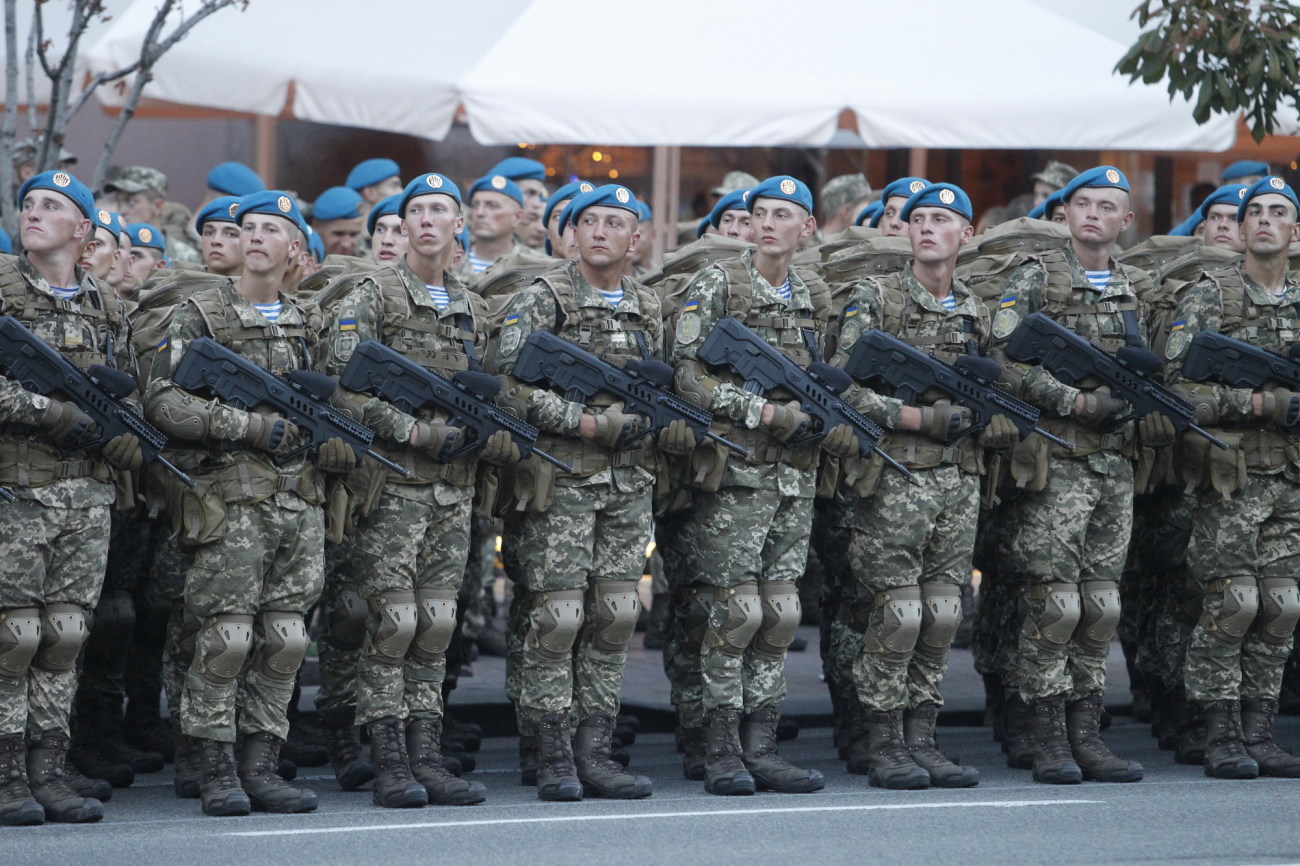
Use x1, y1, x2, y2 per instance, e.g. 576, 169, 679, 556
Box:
229, 281, 302, 326
1062, 245, 1129, 300
567, 260, 641, 316
901, 267, 976, 315
1241, 269, 1300, 307
17, 253, 87, 301
742, 250, 810, 310
397, 258, 469, 315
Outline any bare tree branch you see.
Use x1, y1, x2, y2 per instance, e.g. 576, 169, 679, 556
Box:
2, 0, 20, 236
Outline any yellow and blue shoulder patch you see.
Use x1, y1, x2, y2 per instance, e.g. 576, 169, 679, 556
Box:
339, 318, 357, 331
999, 296, 1016, 309
156, 339, 168, 353
1165, 321, 1190, 359
844, 304, 858, 318
504, 312, 521, 325
682, 299, 700, 313
1170, 320, 1185, 331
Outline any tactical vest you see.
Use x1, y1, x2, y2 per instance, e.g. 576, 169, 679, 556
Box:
957, 218, 1071, 318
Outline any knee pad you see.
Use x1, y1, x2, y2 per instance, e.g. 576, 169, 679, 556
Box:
410, 586, 458, 664
365, 590, 417, 664
34, 603, 89, 672
1254, 578, 1300, 646
863, 585, 922, 661
526, 589, 585, 661
0, 608, 41, 679
919, 584, 963, 652
588, 580, 641, 653
1021, 583, 1082, 651
1076, 580, 1121, 653
753, 582, 802, 660
1198, 576, 1259, 643
252, 611, 309, 683
86, 590, 136, 657
193, 613, 254, 686
325, 586, 367, 651
703, 582, 762, 659
675, 586, 711, 647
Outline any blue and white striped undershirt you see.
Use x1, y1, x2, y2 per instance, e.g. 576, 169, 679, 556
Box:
1084, 270, 1111, 292
774, 278, 792, 302
598, 288, 624, 307
49, 286, 80, 301
468, 251, 492, 273
253, 301, 283, 323
940, 292, 956, 310
426, 284, 449, 310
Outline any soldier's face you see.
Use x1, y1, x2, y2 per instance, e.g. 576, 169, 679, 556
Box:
1048, 205, 1067, 224
79, 226, 120, 279
1032, 180, 1058, 207
717, 209, 752, 241
202, 221, 244, 274
123, 247, 164, 296
1203, 203, 1244, 252
749, 197, 813, 258
315, 216, 364, 257
370, 213, 409, 265
574, 205, 638, 269
402, 194, 463, 261
19, 189, 91, 254
879, 196, 910, 238
1240, 194, 1300, 256
240, 214, 300, 275
469, 191, 522, 242
107, 235, 131, 288
1065, 188, 1133, 247
546, 198, 572, 255
361, 176, 403, 204
908, 207, 973, 265
113, 190, 162, 224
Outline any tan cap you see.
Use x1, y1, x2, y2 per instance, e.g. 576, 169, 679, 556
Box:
711, 170, 760, 197
103, 165, 168, 197
820, 173, 872, 213
1031, 160, 1078, 192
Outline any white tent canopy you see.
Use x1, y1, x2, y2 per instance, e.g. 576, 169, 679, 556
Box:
80, 0, 1240, 151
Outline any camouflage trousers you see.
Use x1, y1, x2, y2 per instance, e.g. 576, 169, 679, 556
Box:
314, 539, 362, 712
79, 509, 152, 698
503, 468, 652, 726
1184, 472, 1300, 702
181, 494, 324, 742
154, 527, 196, 715
1122, 489, 1194, 693
657, 506, 704, 728
848, 465, 979, 712
1004, 453, 1133, 702
812, 496, 860, 725
0, 497, 109, 738
676, 483, 812, 714
349, 482, 473, 726
971, 496, 1018, 687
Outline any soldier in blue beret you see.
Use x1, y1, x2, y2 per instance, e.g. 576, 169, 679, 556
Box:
467, 175, 524, 274
1166, 212, 1202, 238
1195, 183, 1250, 251
873, 177, 930, 236
205, 162, 264, 200
1221, 160, 1270, 185
709, 188, 753, 241
855, 200, 883, 227
366, 193, 406, 267
196, 195, 245, 277
543, 180, 593, 257
77, 208, 126, 285
490, 157, 550, 250
121, 222, 168, 300
346, 158, 403, 225
311, 186, 366, 258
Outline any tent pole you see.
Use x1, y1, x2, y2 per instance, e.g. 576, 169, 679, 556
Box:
651, 144, 680, 259
908, 147, 928, 179
255, 114, 277, 187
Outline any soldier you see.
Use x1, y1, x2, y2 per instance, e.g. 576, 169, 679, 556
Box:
196, 197, 245, 277
10, 138, 77, 186
707, 188, 754, 242
201, 162, 264, 208
669, 175, 831, 796
542, 180, 593, 258
487, 157, 550, 252
78, 209, 126, 282
829, 183, 1012, 790
311, 187, 367, 258
992, 166, 1164, 785
491, 184, 664, 802
0, 170, 143, 825
467, 175, 525, 274
1031, 161, 1079, 208
145, 189, 355, 817
872, 178, 930, 238
104, 166, 201, 266
1166, 176, 1300, 779
346, 158, 403, 221
1198, 184, 1250, 254
820, 174, 873, 237
366, 194, 407, 267
1221, 160, 1270, 186
121, 223, 169, 301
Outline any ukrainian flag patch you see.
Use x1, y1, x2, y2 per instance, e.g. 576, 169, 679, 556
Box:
504, 312, 521, 325
682, 300, 699, 313
1170, 321, 1185, 330
339, 319, 357, 331
844, 305, 858, 318
156, 339, 168, 353
999, 296, 1016, 309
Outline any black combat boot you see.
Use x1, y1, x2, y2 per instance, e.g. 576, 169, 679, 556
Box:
62, 757, 112, 801
739, 706, 824, 793
681, 725, 706, 781
406, 717, 486, 805
172, 716, 203, 799
1001, 692, 1036, 770
1202, 699, 1258, 779
519, 733, 539, 786
535, 711, 583, 801
1027, 695, 1082, 785
238, 731, 318, 813
198, 739, 250, 817
701, 708, 755, 796
123, 691, 175, 762
849, 709, 930, 790
1065, 695, 1142, 782
320, 704, 373, 791
0, 732, 43, 826
366, 718, 427, 808
442, 715, 482, 753
573, 713, 652, 799
69, 702, 134, 789
83, 691, 165, 773
1173, 695, 1207, 765
982, 674, 1005, 742
26, 731, 103, 823
904, 703, 979, 788
1240, 698, 1300, 778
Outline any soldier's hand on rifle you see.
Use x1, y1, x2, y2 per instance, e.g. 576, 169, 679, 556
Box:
920, 400, 973, 443
657, 418, 698, 455
763, 400, 811, 444
39, 399, 100, 450
410, 420, 463, 461
242, 413, 299, 455
977, 414, 1019, 450
102, 433, 143, 471
315, 437, 357, 474
589, 403, 648, 451
1258, 388, 1300, 428
479, 430, 521, 466
819, 423, 856, 459
1073, 386, 1127, 430
1138, 412, 1176, 447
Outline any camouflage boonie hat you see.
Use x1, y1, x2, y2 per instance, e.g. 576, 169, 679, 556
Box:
104, 165, 168, 197
11, 137, 77, 166
821, 173, 872, 213
1031, 160, 1078, 192
711, 170, 760, 196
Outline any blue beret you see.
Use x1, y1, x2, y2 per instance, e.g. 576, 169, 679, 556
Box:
206, 161, 263, 196
399, 173, 462, 216
1238, 176, 1300, 222
90, 208, 120, 239
900, 182, 973, 223
1041, 189, 1067, 219
854, 200, 883, 227
1221, 160, 1270, 183
307, 228, 325, 263
457, 227, 471, 254
0, 228, 11, 255
469, 175, 523, 207
1027, 201, 1047, 220
196, 196, 243, 233
17, 170, 94, 219
312, 186, 365, 222
489, 157, 547, 182
709, 188, 750, 228
346, 158, 400, 191
543, 180, 594, 228
1167, 213, 1202, 236
236, 189, 310, 237
880, 177, 930, 204
636, 201, 653, 222
1197, 184, 1249, 220
1059, 165, 1130, 203
746, 175, 812, 214
566, 184, 640, 225
126, 222, 166, 252
366, 193, 402, 236
695, 215, 713, 239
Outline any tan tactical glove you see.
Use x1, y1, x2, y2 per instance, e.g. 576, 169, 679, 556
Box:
101, 433, 144, 471
241, 413, 300, 456
40, 399, 100, 450
765, 400, 811, 444
977, 414, 1019, 450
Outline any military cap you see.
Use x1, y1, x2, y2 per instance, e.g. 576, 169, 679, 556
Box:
854, 200, 883, 227
746, 176, 812, 215
18, 170, 95, 219
695, 215, 713, 239
821, 173, 871, 214
366, 193, 402, 235
103, 166, 168, 197
1167, 213, 1202, 236
1196, 184, 1249, 220
543, 180, 594, 229
126, 222, 166, 253
1027, 200, 1047, 220
11, 137, 76, 166
457, 227, 471, 254
307, 227, 325, 263
312, 186, 365, 221
206, 161, 264, 196
1237, 176, 1300, 222
566, 184, 640, 225
236, 189, 310, 237
399, 173, 462, 216
1031, 160, 1079, 191
709, 188, 750, 228
0, 228, 10, 255
1059, 166, 1130, 203
1221, 160, 1270, 184
489, 157, 547, 182
900, 182, 973, 222
636, 201, 653, 222
1042, 189, 1067, 218
711, 170, 759, 196
90, 208, 123, 242
880, 177, 930, 206
468, 174, 524, 207
112, 212, 129, 243
346, 158, 401, 191
196, 196, 244, 233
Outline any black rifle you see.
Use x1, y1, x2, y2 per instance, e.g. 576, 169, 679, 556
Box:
1182, 329, 1300, 391
1005, 311, 1226, 449
845, 328, 1074, 451
339, 339, 573, 472
172, 336, 410, 476
0, 487, 13, 502
512, 330, 749, 456
694, 316, 913, 478
0, 315, 195, 487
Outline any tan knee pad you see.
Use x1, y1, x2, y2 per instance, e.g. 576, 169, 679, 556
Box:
919, 584, 963, 652
194, 613, 254, 686
1255, 577, 1300, 646
410, 586, 458, 664
34, 603, 89, 672
588, 580, 640, 653
1075, 580, 1122, 653
863, 585, 922, 662
703, 582, 762, 658
0, 608, 41, 679
252, 610, 309, 683
326, 586, 367, 651
1198, 576, 1259, 643
1022, 583, 1082, 651
752, 582, 802, 660
676, 585, 712, 648
365, 590, 417, 664
527, 589, 585, 661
